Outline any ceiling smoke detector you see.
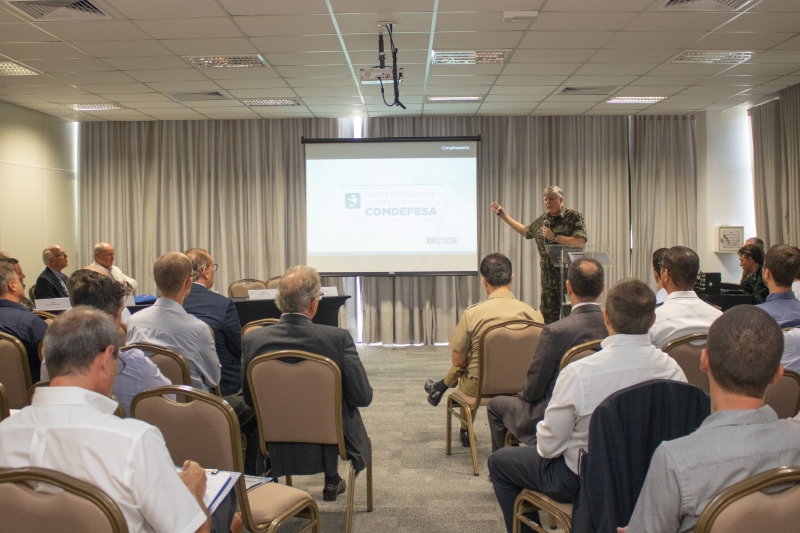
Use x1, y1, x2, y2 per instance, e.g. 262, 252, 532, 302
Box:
431, 50, 509, 65
427, 96, 483, 103
0, 61, 38, 75
672, 50, 756, 64
559, 86, 618, 95
183, 55, 268, 69
606, 96, 667, 104
6, 0, 112, 21
65, 103, 123, 111
242, 99, 300, 107
169, 91, 228, 102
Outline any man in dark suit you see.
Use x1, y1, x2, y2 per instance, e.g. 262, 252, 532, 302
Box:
183, 248, 243, 396
34, 245, 70, 300
241, 265, 372, 502
487, 258, 609, 452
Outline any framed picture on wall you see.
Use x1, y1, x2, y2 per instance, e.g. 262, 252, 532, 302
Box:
716, 226, 744, 253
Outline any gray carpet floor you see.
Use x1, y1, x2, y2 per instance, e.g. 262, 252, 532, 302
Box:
255, 344, 521, 533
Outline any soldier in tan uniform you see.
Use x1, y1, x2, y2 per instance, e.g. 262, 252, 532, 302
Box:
492, 186, 587, 324
425, 253, 544, 447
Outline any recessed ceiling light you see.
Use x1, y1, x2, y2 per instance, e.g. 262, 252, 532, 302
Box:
606, 96, 667, 104
431, 50, 509, 65
183, 55, 268, 69
503, 11, 539, 21
65, 103, 124, 111
241, 99, 300, 107
427, 96, 483, 103
0, 61, 38, 76
672, 50, 756, 64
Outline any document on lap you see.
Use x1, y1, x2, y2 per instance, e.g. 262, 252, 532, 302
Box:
175, 467, 239, 513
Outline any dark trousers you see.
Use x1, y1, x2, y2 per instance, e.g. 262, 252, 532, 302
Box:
487, 396, 516, 453
225, 395, 266, 475
210, 489, 237, 533
488, 446, 580, 533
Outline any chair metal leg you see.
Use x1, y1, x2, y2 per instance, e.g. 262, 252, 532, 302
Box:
285, 474, 292, 486
445, 395, 453, 455
366, 457, 373, 512
464, 404, 479, 476
344, 465, 358, 533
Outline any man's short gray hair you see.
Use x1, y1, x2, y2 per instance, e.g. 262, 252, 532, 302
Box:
43, 306, 119, 378
42, 248, 55, 265
93, 242, 110, 256
542, 186, 564, 199
276, 266, 321, 313
184, 248, 212, 281
0, 260, 16, 297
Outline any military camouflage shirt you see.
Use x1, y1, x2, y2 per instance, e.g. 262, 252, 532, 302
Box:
524, 207, 588, 270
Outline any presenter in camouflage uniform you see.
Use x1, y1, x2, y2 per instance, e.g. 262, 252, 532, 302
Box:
491, 186, 587, 324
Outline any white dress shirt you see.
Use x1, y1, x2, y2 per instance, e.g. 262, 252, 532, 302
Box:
793, 281, 800, 300
536, 334, 687, 474
648, 291, 722, 349
126, 298, 220, 391
655, 287, 667, 306
0, 387, 206, 533
782, 328, 800, 374
91, 261, 138, 292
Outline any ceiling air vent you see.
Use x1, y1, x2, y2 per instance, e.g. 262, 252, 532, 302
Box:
559, 86, 617, 95
169, 91, 228, 102
242, 99, 300, 107
183, 55, 268, 69
659, 0, 755, 11
6, 0, 112, 21
0, 61, 38, 75
672, 50, 756, 64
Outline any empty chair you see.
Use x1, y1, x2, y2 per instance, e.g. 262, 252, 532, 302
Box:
0, 466, 129, 533
247, 351, 373, 533
122, 343, 190, 387
0, 332, 32, 410
694, 466, 800, 533
447, 320, 544, 476
228, 279, 268, 298
242, 318, 279, 337
559, 339, 604, 370
265, 276, 281, 289
131, 385, 319, 533
662, 333, 709, 393
765, 369, 800, 418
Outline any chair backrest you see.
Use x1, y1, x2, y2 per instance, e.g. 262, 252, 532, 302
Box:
122, 344, 190, 387
28, 286, 35, 302
0, 382, 9, 421
32, 311, 56, 320
695, 466, 800, 533
247, 351, 346, 459
0, 332, 32, 409
559, 339, 604, 370
228, 279, 267, 298
241, 318, 279, 337
27, 380, 49, 403
117, 323, 127, 348
478, 320, 544, 398
266, 276, 281, 289
0, 467, 129, 533
765, 370, 800, 418
662, 333, 709, 393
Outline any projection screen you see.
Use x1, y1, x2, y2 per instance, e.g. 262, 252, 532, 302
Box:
304, 137, 479, 276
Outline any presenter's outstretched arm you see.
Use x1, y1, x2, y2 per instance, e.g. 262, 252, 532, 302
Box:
491, 202, 526, 236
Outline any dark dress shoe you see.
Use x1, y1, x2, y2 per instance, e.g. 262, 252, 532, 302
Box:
425, 379, 444, 406
424, 379, 436, 394
460, 428, 471, 447
323, 477, 346, 502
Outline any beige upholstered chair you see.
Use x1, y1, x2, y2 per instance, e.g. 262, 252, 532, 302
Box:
242, 318, 279, 337
662, 333, 709, 393
266, 276, 281, 289
446, 320, 545, 476
131, 385, 319, 533
514, 490, 574, 533
0, 382, 9, 421
228, 279, 268, 298
765, 369, 800, 418
27, 286, 36, 303
247, 351, 373, 533
27, 380, 49, 402
32, 311, 57, 321
122, 343, 191, 388
559, 339, 604, 371
0, 467, 129, 533
694, 466, 800, 533
0, 332, 32, 410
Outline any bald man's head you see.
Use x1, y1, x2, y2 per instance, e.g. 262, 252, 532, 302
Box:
42, 245, 68, 272
153, 252, 192, 296
93, 242, 115, 269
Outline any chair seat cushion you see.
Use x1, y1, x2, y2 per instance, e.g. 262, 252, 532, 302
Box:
449, 388, 491, 407
520, 489, 574, 516
247, 482, 313, 523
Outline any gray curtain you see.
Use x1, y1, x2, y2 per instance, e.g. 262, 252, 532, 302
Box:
361, 115, 631, 344
780, 84, 800, 247
749, 100, 786, 248
630, 115, 698, 288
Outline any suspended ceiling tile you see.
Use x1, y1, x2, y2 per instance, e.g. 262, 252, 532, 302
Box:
439, 0, 544, 12
199, 67, 280, 80
429, 64, 505, 75
275, 65, 352, 77
511, 48, 596, 63
478, 103, 538, 111
477, 109, 531, 115
484, 94, 545, 103
75, 40, 173, 57
697, 75, 780, 86
541, 0, 652, 11
98, 56, 192, 70
336, 13, 433, 34
217, 0, 330, 16
772, 34, 800, 49
435, 12, 531, 32
573, 63, 658, 76
632, 75, 709, 85
285, 77, 355, 87
646, 63, 732, 76
427, 75, 497, 85
563, 75, 639, 85
250, 35, 341, 54
135, 18, 244, 40
529, 109, 584, 115
78, 83, 156, 93
592, 101, 651, 110
293, 86, 360, 96
262, 51, 348, 66
645, 102, 707, 111
545, 94, 611, 103
696, 32, 797, 50
426, 85, 490, 95
614, 85, 688, 95
226, 88, 299, 98
234, 15, 335, 37
664, 94, 726, 103
495, 75, 568, 85
0, 7, 23, 23
38, 94, 109, 104
213, 78, 290, 89
519, 31, 614, 49
722, 13, 800, 33
348, 50, 430, 64
35, 21, 152, 41
304, 95, 363, 105
589, 48, 680, 63
0, 84, 87, 95
529, 11, 637, 31
0, 42, 88, 60
755, 0, 800, 12
604, 32, 706, 49
502, 63, 581, 76
536, 101, 595, 110
433, 31, 525, 50
343, 32, 431, 51
123, 69, 211, 83
331, 0, 434, 13
0, 76, 68, 87
182, 100, 246, 108
106, 0, 226, 19
758, 75, 800, 85
109, 93, 173, 102
144, 80, 222, 92
55, 71, 139, 85
197, 106, 256, 113
488, 85, 558, 95
623, 12, 735, 32
680, 85, 749, 96
109, 101, 186, 109
159, 38, 258, 56
21, 58, 116, 73
746, 49, 800, 63
0, 23, 60, 42
138, 107, 201, 114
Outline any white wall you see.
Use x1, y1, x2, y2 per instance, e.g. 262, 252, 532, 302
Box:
696, 109, 756, 283
0, 100, 78, 285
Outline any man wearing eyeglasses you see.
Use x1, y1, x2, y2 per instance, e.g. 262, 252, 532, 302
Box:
34, 245, 70, 300
183, 248, 243, 397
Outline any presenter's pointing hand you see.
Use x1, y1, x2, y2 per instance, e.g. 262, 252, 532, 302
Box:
491, 202, 505, 216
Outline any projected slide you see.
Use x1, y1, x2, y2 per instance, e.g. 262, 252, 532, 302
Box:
305, 140, 478, 275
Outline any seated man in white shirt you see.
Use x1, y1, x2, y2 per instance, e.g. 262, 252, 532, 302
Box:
488, 278, 687, 533
0, 307, 221, 533
649, 246, 722, 349
620, 305, 800, 533
91, 242, 138, 293
126, 252, 220, 392
652, 248, 668, 306
41, 269, 169, 416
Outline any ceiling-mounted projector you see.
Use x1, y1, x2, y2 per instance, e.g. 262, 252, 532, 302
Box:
360, 67, 403, 85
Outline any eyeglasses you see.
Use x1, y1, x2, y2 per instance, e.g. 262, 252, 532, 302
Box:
213, 264, 218, 271
318, 292, 325, 300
